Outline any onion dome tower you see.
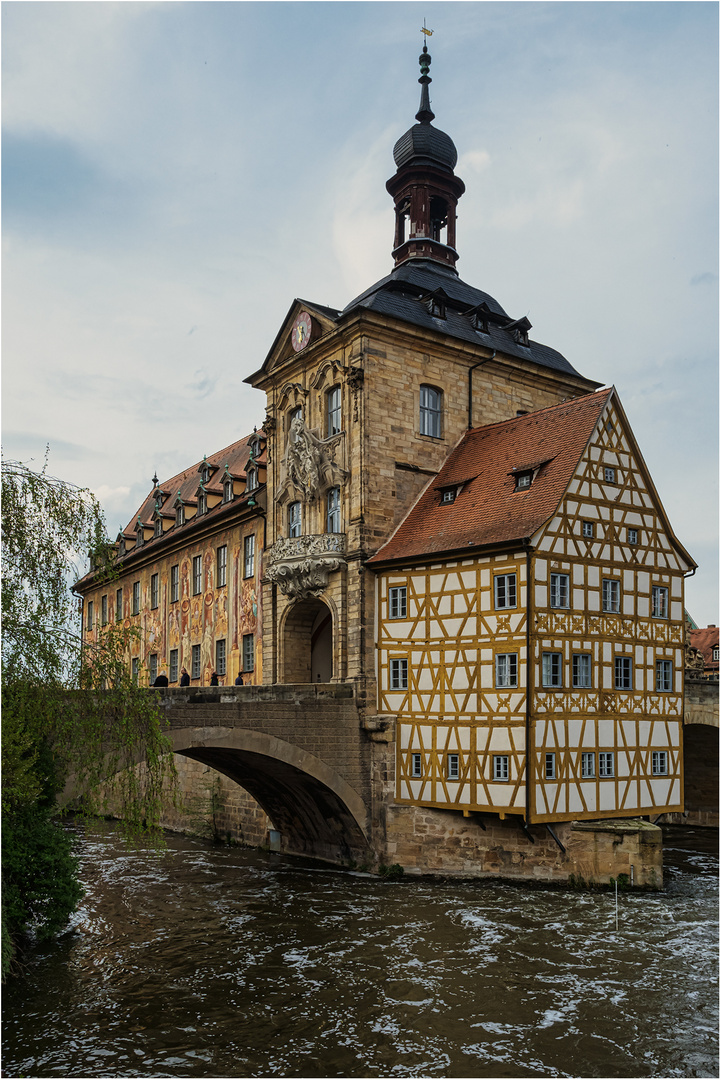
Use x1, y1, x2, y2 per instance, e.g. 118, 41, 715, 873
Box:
387, 44, 466, 271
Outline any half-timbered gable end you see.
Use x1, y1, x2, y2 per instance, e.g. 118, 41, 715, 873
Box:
369, 388, 695, 824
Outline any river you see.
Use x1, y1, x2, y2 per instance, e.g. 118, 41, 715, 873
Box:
2, 822, 717, 1079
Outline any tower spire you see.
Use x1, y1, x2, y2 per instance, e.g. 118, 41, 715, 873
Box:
416, 44, 434, 124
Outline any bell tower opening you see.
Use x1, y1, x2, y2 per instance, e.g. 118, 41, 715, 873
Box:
283, 598, 333, 683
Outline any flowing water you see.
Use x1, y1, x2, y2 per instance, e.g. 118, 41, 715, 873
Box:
2, 822, 717, 1079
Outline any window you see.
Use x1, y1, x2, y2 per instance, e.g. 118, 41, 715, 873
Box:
581, 752, 595, 778
615, 656, 633, 690
244, 535, 255, 578
714, 647, 720, 663
390, 658, 408, 690
327, 487, 341, 533
493, 755, 509, 781
550, 573, 569, 609
327, 386, 342, 437
652, 751, 669, 776
651, 586, 668, 619
514, 472, 532, 491
288, 406, 302, 442
447, 753, 460, 780
545, 753, 556, 780
197, 492, 206, 516
192, 555, 202, 596
169, 649, 179, 683
136, 526, 144, 548
224, 478, 234, 502
420, 385, 442, 438
216, 639, 226, 677
627, 528, 638, 545
242, 634, 254, 673
176, 504, 185, 527
151, 573, 159, 609
217, 545, 227, 588
132, 581, 140, 616
656, 659, 673, 692
246, 469, 257, 493
154, 518, 162, 538
411, 753, 422, 778
101, 595, 108, 626
582, 521, 594, 539
201, 465, 211, 485
441, 488, 456, 504
149, 654, 158, 684
86, 601, 94, 631
495, 653, 518, 688
599, 752, 615, 777
604, 466, 617, 483
170, 565, 179, 604
572, 654, 592, 689
288, 501, 302, 538
131, 657, 139, 684
494, 573, 517, 609
116, 588, 123, 622
389, 586, 407, 619
191, 644, 201, 680
602, 579, 620, 613
542, 652, 563, 688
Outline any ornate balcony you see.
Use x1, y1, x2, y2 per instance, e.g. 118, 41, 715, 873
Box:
266, 534, 346, 600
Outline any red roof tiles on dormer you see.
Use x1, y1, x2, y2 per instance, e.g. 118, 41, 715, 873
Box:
368, 390, 613, 565
689, 626, 719, 671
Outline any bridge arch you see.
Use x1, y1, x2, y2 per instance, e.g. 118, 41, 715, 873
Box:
171, 726, 370, 863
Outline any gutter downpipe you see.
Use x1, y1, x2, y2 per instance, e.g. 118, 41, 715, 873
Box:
468, 351, 496, 429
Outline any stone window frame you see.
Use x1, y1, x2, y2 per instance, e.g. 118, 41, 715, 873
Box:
326, 385, 342, 438
216, 638, 226, 677
326, 486, 341, 534
192, 555, 202, 596
191, 643, 201, 680
217, 545, 227, 588
419, 384, 443, 439
170, 565, 180, 604
169, 649, 179, 684
288, 501, 302, 538
242, 633, 255, 673
244, 534, 255, 579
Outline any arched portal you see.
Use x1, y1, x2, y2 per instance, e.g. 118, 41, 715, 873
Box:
172, 727, 370, 864
282, 598, 333, 683
683, 724, 719, 826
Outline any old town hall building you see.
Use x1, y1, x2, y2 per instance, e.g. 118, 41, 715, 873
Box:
77, 46, 695, 866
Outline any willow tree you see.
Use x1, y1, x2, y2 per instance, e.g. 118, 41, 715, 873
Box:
2, 455, 176, 977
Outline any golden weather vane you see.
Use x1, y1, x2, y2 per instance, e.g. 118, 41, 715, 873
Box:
421, 20, 433, 37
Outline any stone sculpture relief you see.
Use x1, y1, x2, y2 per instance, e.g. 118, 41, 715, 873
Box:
267, 535, 347, 600
277, 417, 346, 504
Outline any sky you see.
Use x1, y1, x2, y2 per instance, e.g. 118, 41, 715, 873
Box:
2, 1, 718, 625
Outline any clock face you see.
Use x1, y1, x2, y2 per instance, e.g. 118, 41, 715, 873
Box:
291, 311, 312, 352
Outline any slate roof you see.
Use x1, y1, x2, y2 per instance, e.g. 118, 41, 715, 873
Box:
367, 389, 614, 566
341, 259, 596, 382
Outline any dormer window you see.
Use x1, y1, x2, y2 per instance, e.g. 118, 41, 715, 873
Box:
713, 647, 719, 662
465, 303, 492, 334
441, 488, 456, 505
154, 519, 162, 539
515, 472, 532, 491
202, 465, 211, 484
197, 492, 206, 516
176, 504, 185, 527
224, 478, 234, 503
246, 468, 257, 493
135, 523, 144, 548
422, 290, 446, 319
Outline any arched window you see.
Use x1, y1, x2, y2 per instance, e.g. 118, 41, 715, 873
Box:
327, 386, 342, 437
326, 487, 341, 533
288, 501, 302, 538
288, 406, 302, 443
420, 385, 442, 438
197, 492, 206, 516
224, 478, 234, 502
246, 468, 257, 493
176, 504, 185, 527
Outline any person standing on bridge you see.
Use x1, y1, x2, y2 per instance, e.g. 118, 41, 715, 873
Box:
179, 666, 190, 687
235, 672, 243, 685
152, 671, 169, 688
210, 671, 219, 686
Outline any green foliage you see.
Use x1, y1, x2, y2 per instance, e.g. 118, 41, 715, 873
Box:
1, 455, 177, 978
378, 862, 405, 880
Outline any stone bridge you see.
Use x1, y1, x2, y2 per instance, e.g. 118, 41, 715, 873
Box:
678, 676, 719, 828
155, 683, 391, 864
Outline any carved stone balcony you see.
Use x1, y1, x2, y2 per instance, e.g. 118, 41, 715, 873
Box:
266, 534, 346, 600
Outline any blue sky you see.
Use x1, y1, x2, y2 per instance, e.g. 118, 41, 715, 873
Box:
2, 1, 718, 624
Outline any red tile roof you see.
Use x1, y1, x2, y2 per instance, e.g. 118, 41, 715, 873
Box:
368, 390, 613, 565
689, 627, 719, 671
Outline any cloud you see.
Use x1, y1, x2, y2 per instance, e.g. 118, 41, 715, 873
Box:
691, 272, 718, 287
